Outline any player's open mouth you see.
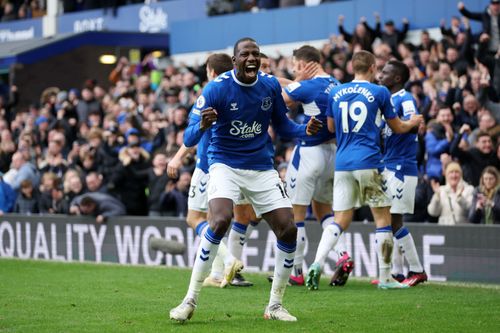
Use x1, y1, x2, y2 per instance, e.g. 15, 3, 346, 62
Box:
245, 64, 258, 76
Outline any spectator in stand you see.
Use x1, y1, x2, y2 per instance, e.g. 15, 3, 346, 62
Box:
108, 132, 150, 215
469, 166, 500, 223
108, 57, 134, 85
338, 15, 378, 52
1, 2, 16, 22
34, 115, 50, 148
0, 129, 16, 173
160, 170, 190, 217
450, 128, 499, 186
409, 80, 432, 117
39, 178, 69, 214
39, 172, 58, 193
85, 171, 107, 193
425, 105, 455, 181
76, 87, 101, 124
468, 109, 500, 144
38, 131, 68, 178
96, 125, 121, 181
377, 17, 410, 58
441, 16, 463, 40
0, 173, 16, 215
418, 30, 438, 55
459, 0, 500, 55
65, 173, 85, 202
455, 95, 481, 129
14, 179, 40, 214
70, 192, 126, 224
428, 161, 474, 225
148, 152, 170, 216
8, 151, 39, 192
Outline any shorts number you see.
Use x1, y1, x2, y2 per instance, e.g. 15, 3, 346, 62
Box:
189, 186, 196, 198
340, 101, 368, 133
276, 183, 288, 199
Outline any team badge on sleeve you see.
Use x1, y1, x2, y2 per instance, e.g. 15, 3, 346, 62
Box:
402, 100, 416, 116
261, 97, 272, 111
286, 81, 301, 93
196, 95, 206, 109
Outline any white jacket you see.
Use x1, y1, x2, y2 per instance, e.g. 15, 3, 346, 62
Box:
427, 180, 474, 225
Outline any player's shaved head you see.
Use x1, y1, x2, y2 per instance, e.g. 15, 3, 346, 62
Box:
206, 53, 233, 75
386, 60, 410, 84
234, 37, 257, 56
352, 50, 376, 74
293, 45, 321, 63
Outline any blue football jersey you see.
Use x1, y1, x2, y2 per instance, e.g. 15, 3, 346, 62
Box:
284, 75, 339, 146
186, 70, 306, 171
383, 89, 419, 176
327, 80, 396, 171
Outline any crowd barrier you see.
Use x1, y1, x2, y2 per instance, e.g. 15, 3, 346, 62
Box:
0, 214, 499, 284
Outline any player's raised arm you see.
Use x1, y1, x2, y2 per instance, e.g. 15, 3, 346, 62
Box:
377, 85, 423, 134
183, 108, 204, 148
184, 85, 218, 147
167, 144, 195, 178
267, 77, 305, 138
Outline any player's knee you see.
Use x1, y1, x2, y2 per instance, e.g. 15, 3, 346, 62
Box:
391, 214, 403, 231
209, 213, 232, 237
276, 221, 297, 244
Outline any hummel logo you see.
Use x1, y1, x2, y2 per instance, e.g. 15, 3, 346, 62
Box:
200, 248, 210, 261
284, 258, 294, 269
230, 102, 238, 111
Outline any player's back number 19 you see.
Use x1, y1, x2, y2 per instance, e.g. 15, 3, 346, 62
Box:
339, 101, 367, 133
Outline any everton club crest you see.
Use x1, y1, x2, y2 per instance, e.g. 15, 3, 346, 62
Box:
261, 97, 272, 111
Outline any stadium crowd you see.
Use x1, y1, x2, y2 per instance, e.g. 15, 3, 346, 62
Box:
0, 0, 340, 21
0, 2, 499, 223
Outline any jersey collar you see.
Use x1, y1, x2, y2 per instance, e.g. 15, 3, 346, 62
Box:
351, 79, 369, 83
391, 88, 406, 97
231, 69, 259, 87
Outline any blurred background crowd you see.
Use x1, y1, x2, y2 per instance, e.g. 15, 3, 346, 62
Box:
0, 1, 499, 224
2, 0, 346, 21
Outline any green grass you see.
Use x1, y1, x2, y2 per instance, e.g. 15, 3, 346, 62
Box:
1, 259, 500, 333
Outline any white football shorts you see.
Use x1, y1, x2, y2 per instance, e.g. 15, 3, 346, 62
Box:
333, 169, 391, 211
382, 169, 417, 214
208, 163, 292, 216
187, 167, 209, 212
285, 143, 336, 206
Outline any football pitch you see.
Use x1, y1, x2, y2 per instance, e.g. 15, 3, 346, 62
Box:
1, 259, 499, 333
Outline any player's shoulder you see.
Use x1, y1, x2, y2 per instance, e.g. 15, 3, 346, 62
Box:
258, 71, 279, 85
370, 82, 390, 94
393, 89, 418, 116
211, 70, 233, 86
309, 75, 339, 88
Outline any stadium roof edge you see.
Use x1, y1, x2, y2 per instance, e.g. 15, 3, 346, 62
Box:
0, 31, 169, 70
